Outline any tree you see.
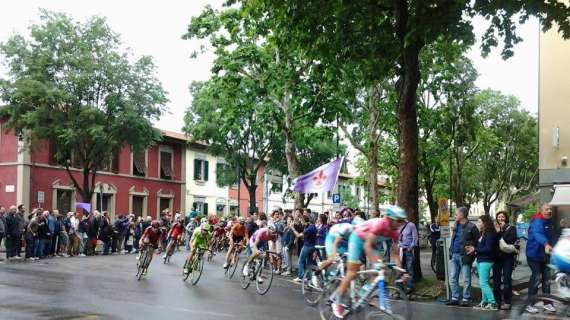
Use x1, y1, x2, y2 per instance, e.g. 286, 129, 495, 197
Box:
470, 90, 538, 214
184, 79, 277, 214
184, 6, 341, 209
0, 11, 167, 202
241, 0, 570, 229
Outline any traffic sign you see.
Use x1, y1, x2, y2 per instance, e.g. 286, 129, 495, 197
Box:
332, 193, 341, 204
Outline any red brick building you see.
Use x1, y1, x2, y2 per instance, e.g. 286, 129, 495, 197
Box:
0, 119, 186, 220
227, 164, 265, 216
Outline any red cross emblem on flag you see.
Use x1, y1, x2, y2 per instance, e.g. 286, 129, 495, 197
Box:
312, 170, 327, 186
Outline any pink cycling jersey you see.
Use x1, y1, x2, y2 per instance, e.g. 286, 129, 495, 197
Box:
250, 227, 276, 243
354, 217, 399, 242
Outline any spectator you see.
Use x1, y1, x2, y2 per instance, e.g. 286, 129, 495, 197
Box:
36, 211, 50, 259
25, 211, 39, 260
492, 211, 517, 310
77, 215, 89, 256
446, 207, 480, 306
429, 217, 441, 258
86, 212, 100, 255
271, 210, 285, 274
0, 207, 6, 261
399, 217, 418, 293
134, 217, 144, 253
125, 222, 135, 253
316, 213, 329, 258
51, 210, 62, 256
525, 203, 555, 314
5, 205, 21, 260
469, 214, 498, 310
45, 210, 56, 257
112, 214, 128, 253
99, 211, 113, 255
370, 209, 380, 219
281, 215, 295, 276
17, 204, 27, 257
292, 214, 317, 283
68, 212, 80, 256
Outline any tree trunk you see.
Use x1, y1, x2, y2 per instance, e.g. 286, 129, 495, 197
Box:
247, 184, 258, 214
282, 100, 302, 209
303, 193, 314, 208
368, 101, 380, 210
82, 168, 91, 203
396, 42, 423, 280
424, 177, 438, 223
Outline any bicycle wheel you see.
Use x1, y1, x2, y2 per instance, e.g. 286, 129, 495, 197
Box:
256, 257, 274, 295
318, 278, 341, 320
240, 261, 252, 289
364, 285, 412, 320
228, 252, 240, 279
191, 252, 205, 285
182, 258, 191, 282
137, 250, 149, 281
518, 294, 570, 319
303, 268, 325, 306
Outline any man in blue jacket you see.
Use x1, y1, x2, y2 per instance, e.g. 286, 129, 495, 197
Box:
525, 203, 555, 314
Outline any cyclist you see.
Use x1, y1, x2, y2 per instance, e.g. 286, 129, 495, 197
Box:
138, 220, 163, 275
224, 217, 247, 269
317, 220, 359, 273
243, 225, 277, 277
183, 220, 213, 275
164, 216, 184, 258
332, 205, 408, 318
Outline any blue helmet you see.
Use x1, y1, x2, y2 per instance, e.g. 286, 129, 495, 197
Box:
384, 205, 407, 221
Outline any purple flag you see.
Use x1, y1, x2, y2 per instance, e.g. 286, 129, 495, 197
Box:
292, 157, 343, 193
75, 202, 91, 213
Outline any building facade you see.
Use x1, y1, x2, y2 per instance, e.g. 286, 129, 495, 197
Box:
0, 120, 186, 220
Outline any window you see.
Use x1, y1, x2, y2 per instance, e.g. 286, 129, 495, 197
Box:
355, 186, 361, 199
159, 197, 172, 213
71, 149, 83, 169
160, 150, 173, 180
132, 151, 146, 177
132, 195, 145, 217
192, 201, 208, 215
95, 193, 112, 212
216, 204, 225, 215
229, 205, 239, 216
193, 158, 209, 181
216, 162, 229, 187
101, 152, 119, 173
56, 189, 73, 214
327, 191, 332, 199
271, 182, 283, 193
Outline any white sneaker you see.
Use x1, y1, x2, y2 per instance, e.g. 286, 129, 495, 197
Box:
311, 275, 320, 287
223, 262, 229, 269
293, 277, 302, 283
525, 305, 539, 314
543, 304, 556, 313
281, 271, 291, 276
79, 254, 86, 257
243, 265, 249, 277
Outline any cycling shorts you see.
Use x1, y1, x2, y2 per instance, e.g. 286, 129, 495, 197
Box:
325, 233, 348, 257
347, 232, 381, 264
249, 238, 267, 252
232, 235, 244, 244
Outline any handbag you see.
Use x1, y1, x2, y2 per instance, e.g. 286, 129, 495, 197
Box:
499, 226, 517, 254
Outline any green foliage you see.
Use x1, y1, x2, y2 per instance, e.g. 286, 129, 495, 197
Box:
340, 187, 359, 210
0, 10, 167, 201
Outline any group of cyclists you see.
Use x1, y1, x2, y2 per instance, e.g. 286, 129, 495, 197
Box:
136, 205, 411, 319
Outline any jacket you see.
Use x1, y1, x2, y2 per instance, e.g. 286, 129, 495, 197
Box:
450, 220, 480, 265
496, 224, 517, 260
281, 226, 295, 248
5, 212, 20, 237
476, 232, 498, 262
526, 214, 553, 263
0, 214, 5, 236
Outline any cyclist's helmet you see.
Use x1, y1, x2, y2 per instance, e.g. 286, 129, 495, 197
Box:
200, 217, 207, 225
151, 220, 160, 228
384, 205, 407, 221
239, 217, 245, 224
267, 224, 276, 233
202, 223, 212, 232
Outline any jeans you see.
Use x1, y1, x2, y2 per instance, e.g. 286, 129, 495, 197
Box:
103, 240, 111, 255
402, 250, 414, 290
25, 233, 37, 258
493, 256, 514, 305
477, 262, 495, 304
297, 246, 316, 279
528, 260, 550, 299
36, 239, 49, 258
449, 253, 473, 301
281, 245, 293, 273
384, 240, 392, 262
5, 235, 18, 258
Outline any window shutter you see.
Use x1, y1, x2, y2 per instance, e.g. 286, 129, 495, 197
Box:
160, 151, 172, 179
133, 151, 146, 175
203, 202, 209, 215
204, 161, 209, 181
111, 152, 119, 173
194, 159, 201, 180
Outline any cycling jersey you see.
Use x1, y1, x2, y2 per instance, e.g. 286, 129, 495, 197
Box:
230, 223, 246, 238
354, 217, 399, 242
191, 226, 212, 250
249, 227, 276, 250
169, 222, 184, 239
329, 223, 354, 240
142, 226, 163, 247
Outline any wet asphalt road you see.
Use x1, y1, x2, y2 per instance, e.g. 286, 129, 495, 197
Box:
0, 252, 527, 320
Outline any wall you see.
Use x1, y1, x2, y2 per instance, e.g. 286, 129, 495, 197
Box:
0, 121, 19, 206
228, 164, 265, 216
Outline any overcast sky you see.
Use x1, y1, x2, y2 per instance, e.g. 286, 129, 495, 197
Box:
0, 1, 539, 132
